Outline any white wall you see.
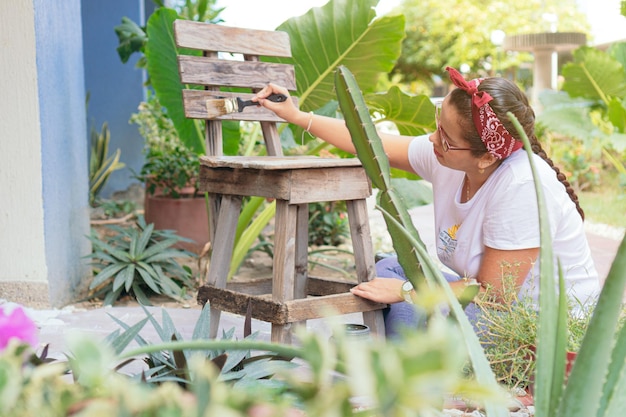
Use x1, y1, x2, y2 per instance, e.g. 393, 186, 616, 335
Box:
0, 2, 48, 300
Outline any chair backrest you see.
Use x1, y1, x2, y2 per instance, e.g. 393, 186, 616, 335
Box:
173, 20, 296, 157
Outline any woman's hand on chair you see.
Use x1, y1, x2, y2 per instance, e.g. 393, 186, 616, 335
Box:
350, 278, 404, 304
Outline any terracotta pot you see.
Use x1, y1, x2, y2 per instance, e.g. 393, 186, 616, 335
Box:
144, 192, 209, 254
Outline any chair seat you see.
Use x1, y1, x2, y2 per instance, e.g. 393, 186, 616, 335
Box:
200, 155, 364, 170
199, 156, 372, 204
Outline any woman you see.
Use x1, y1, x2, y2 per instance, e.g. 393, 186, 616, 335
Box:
255, 67, 600, 337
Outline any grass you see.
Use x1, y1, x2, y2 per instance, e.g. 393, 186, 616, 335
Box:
578, 172, 626, 228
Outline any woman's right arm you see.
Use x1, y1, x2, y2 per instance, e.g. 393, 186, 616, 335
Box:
255, 84, 417, 173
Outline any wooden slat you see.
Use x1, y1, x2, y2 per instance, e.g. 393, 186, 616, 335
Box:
198, 165, 372, 203
174, 20, 291, 57
178, 56, 296, 90
196, 286, 386, 325
213, 276, 357, 298
200, 155, 362, 170
182, 90, 289, 121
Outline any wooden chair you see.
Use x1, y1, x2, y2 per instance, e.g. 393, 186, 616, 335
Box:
173, 20, 385, 343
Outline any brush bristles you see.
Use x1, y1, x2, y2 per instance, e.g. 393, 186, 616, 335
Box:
205, 98, 237, 119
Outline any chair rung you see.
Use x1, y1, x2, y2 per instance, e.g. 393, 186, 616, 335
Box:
197, 285, 386, 325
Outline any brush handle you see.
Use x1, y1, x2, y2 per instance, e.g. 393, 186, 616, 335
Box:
236, 93, 287, 112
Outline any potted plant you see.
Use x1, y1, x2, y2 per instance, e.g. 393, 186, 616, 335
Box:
472, 274, 597, 393
130, 93, 208, 253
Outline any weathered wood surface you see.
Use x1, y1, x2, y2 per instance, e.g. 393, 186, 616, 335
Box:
198, 163, 372, 203
174, 20, 291, 57
197, 285, 387, 325
178, 56, 296, 90
200, 155, 363, 170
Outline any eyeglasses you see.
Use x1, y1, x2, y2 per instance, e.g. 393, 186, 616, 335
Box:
435, 102, 476, 152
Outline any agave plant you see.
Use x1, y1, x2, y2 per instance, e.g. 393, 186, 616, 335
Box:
86, 216, 194, 305
105, 304, 297, 391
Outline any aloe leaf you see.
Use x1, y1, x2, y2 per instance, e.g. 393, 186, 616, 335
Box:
132, 284, 152, 306
598, 316, 626, 417
378, 188, 427, 283
136, 265, 161, 294
365, 86, 436, 136
123, 263, 137, 293
229, 201, 276, 279
135, 222, 155, 256
377, 205, 509, 417
507, 112, 564, 416
334, 65, 390, 190
334, 64, 506, 415
106, 315, 151, 354
235, 196, 266, 244
89, 263, 127, 289
141, 237, 184, 259
558, 236, 626, 417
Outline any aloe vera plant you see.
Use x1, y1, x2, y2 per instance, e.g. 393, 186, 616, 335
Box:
334, 65, 509, 416
508, 112, 626, 417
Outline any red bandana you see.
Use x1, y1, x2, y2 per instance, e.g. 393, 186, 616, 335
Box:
446, 67, 522, 159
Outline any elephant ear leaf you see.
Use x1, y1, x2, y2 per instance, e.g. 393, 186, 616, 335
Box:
562, 46, 626, 103
366, 86, 436, 136
273, 0, 405, 110
145, 8, 205, 155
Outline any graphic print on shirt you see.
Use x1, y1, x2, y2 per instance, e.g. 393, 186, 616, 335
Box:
438, 223, 460, 261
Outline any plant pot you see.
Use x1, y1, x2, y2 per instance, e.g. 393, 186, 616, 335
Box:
144, 192, 209, 254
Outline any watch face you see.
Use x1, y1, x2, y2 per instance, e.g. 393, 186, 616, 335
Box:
402, 281, 413, 292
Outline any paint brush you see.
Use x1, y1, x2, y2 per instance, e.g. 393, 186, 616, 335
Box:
206, 93, 287, 119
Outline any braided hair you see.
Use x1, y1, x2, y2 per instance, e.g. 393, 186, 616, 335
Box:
448, 77, 585, 220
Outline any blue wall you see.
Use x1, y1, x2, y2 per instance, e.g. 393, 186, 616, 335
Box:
82, 0, 155, 198
35, 0, 91, 305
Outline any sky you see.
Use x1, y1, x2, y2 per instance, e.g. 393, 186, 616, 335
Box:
213, 0, 626, 45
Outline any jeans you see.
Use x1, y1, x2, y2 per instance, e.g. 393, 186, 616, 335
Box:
375, 256, 481, 339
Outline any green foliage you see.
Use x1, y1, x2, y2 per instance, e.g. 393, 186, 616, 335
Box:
509, 111, 626, 417
99, 199, 137, 218
335, 64, 510, 416
474, 275, 596, 390
1, 298, 501, 416
88, 121, 125, 206
130, 93, 200, 198
308, 201, 350, 247
539, 42, 626, 193
86, 216, 194, 306
392, 0, 590, 85
107, 304, 297, 390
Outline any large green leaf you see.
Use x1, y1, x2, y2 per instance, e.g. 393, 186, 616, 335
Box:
562, 46, 626, 104
145, 8, 205, 154
366, 86, 436, 136
274, 0, 406, 110
537, 91, 606, 144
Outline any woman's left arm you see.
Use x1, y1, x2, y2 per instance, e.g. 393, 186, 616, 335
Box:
476, 246, 539, 301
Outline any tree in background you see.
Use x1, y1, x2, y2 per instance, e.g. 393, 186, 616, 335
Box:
389, 0, 590, 90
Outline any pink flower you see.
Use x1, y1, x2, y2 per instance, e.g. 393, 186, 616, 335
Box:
0, 305, 38, 350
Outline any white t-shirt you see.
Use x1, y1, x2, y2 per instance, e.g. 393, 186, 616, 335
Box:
407, 135, 600, 306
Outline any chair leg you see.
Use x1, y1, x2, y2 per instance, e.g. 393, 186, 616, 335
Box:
346, 199, 386, 337
271, 200, 298, 343
206, 195, 242, 338
294, 203, 309, 299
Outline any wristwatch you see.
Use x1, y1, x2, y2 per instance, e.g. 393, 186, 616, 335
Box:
400, 280, 415, 304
